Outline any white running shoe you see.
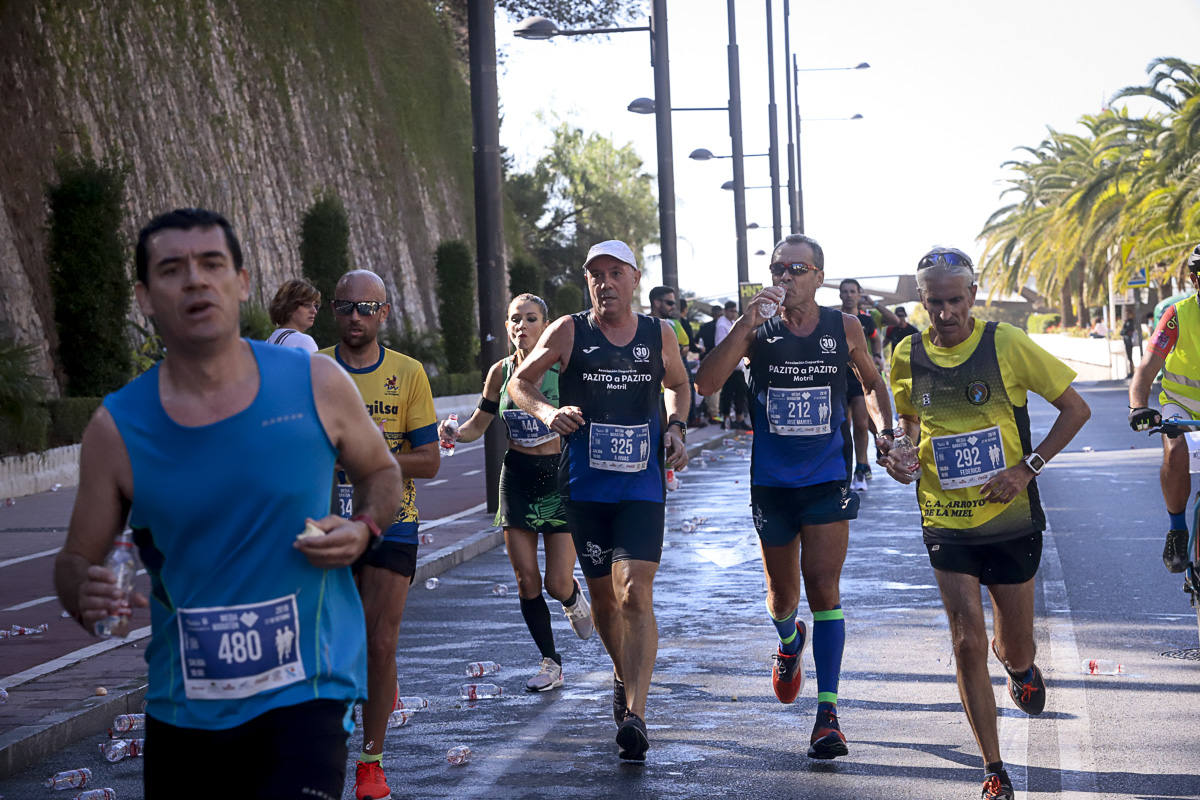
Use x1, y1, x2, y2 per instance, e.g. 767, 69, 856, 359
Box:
562, 578, 595, 639
525, 657, 564, 692
849, 474, 868, 492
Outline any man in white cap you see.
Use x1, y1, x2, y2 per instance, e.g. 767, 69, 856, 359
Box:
509, 239, 690, 763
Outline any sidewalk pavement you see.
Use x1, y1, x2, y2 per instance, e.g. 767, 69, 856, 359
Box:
0, 421, 734, 778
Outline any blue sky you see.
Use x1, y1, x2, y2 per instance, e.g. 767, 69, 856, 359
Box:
496, 0, 1200, 305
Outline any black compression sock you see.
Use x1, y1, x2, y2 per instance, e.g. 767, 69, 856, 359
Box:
985, 760, 1005, 776
563, 583, 580, 608
519, 595, 558, 662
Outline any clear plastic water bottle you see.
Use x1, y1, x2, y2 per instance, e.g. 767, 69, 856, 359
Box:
110, 713, 145, 734
890, 433, 919, 474
72, 791, 115, 800
99, 738, 143, 762
0, 687, 8, 703
491, 584, 508, 596
1081, 658, 1124, 675
446, 745, 471, 765
665, 468, 680, 491
758, 300, 778, 319
722, 438, 736, 448
10, 623, 49, 635
386, 709, 411, 729
680, 520, 697, 533
419, 532, 435, 544
460, 683, 502, 700
424, 577, 440, 590
395, 696, 428, 710
45, 768, 91, 789
440, 414, 459, 457
464, 661, 500, 677
94, 530, 137, 639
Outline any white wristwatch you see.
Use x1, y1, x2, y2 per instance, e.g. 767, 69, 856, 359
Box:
1022, 452, 1045, 475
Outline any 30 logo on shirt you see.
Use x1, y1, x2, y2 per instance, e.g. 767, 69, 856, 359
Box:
819, 335, 837, 354
632, 344, 650, 363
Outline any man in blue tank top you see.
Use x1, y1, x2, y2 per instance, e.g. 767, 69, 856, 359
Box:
509, 240, 690, 763
54, 209, 404, 800
697, 234, 894, 762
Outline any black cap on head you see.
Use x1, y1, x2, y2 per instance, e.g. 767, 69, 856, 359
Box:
1188, 243, 1200, 273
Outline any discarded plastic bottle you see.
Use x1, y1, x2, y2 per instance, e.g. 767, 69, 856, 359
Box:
699, 449, 714, 461
10, 623, 49, 636
110, 713, 145, 734
446, 745, 471, 765
464, 661, 500, 677
424, 577, 440, 590
680, 520, 697, 533
440, 414, 459, 457
491, 584, 508, 596
395, 696, 428, 710
665, 468, 681, 491
72, 790, 115, 800
386, 710, 411, 729
0, 687, 8, 703
99, 738, 143, 762
722, 438, 736, 448
890, 433, 919, 474
94, 530, 137, 639
460, 683, 502, 700
1081, 658, 1125, 675
45, 768, 91, 790
419, 532, 435, 544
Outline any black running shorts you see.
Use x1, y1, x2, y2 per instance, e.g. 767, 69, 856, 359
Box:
144, 699, 351, 800
566, 500, 665, 578
357, 540, 418, 578
926, 531, 1043, 585
496, 449, 570, 535
846, 369, 865, 400
751, 482, 860, 547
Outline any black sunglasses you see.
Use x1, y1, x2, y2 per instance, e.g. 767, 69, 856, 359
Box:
332, 300, 385, 317
769, 261, 817, 277
918, 251, 973, 270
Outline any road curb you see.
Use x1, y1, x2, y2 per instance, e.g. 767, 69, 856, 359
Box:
0, 676, 147, 779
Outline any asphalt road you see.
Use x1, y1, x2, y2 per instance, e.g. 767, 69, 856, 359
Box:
2, 381, 1199, 799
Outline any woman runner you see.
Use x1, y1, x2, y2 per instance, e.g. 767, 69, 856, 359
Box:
438, 293, 594, 691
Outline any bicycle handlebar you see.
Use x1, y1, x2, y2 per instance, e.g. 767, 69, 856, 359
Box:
1148, 417, 1200, 437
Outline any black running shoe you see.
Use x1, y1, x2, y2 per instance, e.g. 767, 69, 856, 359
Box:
612, 675, 627, 726
806, 707, 849, 760
981, 770, 1014, 799
1164, 528, 1188, 573
1007, 663, 1046, 715
616, 711, 649, 761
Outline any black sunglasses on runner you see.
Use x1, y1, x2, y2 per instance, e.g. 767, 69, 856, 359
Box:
917, 251, 973, 270
332, 300, 385, 316
769, 261, 817, 277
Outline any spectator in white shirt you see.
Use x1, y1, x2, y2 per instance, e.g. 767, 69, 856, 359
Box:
266, 278, 321, 352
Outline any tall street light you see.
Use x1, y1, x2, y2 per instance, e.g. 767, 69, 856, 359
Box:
764, 0, 782, 244
725, 0, 749, 291
791, 57, 869, 233
468, 0, 507, 513
515, 2, 678, 290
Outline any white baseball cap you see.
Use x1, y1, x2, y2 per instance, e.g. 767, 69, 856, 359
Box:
582, 240, 639, 272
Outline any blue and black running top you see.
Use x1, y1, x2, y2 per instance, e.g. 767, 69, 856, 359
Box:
747, 309, 853, 487
102, 341, 366, 731
558, 312, 665, 503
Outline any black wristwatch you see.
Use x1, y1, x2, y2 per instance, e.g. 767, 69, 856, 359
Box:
667, 419, 687, 442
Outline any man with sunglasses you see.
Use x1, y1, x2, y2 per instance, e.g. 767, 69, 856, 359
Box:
56, 209, 404, 799
885, 247, 1090, 800
837, 278, 889, 491
1129, 244, 1200, 573
510, 240, 690, 763
696, 233, 893, 762
320, 270, 441, 800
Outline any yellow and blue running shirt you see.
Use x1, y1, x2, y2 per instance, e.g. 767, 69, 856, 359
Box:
320, 344, 438, 543
890, 321, 1075, 543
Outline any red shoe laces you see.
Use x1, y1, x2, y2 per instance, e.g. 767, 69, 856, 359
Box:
983, 775, 1002, 796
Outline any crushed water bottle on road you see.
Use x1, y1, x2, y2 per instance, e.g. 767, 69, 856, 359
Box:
460, 683, 502, 700
465, 661, 500, 677
46, 768, 91, 790
446, 745, 471, 765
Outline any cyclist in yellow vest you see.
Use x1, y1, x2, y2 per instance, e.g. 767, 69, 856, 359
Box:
886, 247, 1090, 800
1129, 244, 1200, 572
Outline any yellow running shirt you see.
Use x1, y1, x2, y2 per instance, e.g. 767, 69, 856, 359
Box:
320, 344, 438, 542
890, 321, 1075, 543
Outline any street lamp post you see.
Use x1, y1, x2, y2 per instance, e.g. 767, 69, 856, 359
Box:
726, 0, 748, 292
781, 0, 798, 232
467, 0, 507, 513
515, 7, 678, 290
764, 0, 782, 244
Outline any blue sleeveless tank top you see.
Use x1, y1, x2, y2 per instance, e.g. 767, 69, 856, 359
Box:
746, 309, 853, 487
557, 312, 665, 502
103, 341, 366, 730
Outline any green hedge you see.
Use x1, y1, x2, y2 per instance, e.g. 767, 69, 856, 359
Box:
1027, 313, 1062, 334
428, 371, 480, 397
0, 406, 49, 456
48, 397, 103, 448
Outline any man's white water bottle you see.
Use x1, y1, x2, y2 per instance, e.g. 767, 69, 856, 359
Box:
446, 745, 472, 765
758, 299, 778, 318
110, 713, 145, 734
465, 660, 500, 677
1081, 658, 1124, 675
396, 696, 428, 710
891, 432, 919, 474
100, 738, 143, 762
94, 529, 137, 639
45, 768, 91, 789
460, 683, 502, 700
665, 468, 681, 491
440, 414, 459, 456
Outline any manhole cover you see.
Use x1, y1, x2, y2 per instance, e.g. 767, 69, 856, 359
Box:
1160, 648, 1200, 661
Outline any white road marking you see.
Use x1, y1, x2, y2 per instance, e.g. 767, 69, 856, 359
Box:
426, 479, 448, 487
0, 625, 152, 689
420, 502, 488, 531
462, 469, 482, 476
4, 595, 56, 611
0, 548, 60, 570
